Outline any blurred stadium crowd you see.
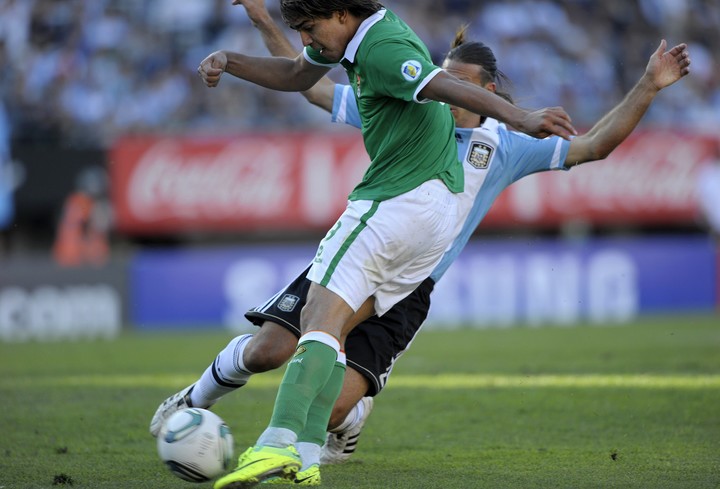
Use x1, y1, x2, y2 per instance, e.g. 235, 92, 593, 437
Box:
1, 0, 719, 149
0, 1, 718, 332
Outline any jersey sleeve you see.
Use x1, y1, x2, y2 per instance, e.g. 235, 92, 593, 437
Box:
331, 84, 362, 129
502, 130, 572, 182
303, 46, 340, 68
364, 39, 442, 103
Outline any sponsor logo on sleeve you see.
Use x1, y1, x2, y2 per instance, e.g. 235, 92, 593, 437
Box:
401, 60, 422, 81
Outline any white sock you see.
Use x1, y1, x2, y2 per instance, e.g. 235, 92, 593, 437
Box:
257, 427, 297, 448
189, 334, 254, 407
329, 398, 365, 434
296, 442, 321, 470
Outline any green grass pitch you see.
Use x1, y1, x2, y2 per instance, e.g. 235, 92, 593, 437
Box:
1, 314, 718, 488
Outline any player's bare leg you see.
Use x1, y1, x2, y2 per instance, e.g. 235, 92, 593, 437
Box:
150, 322, 297, 437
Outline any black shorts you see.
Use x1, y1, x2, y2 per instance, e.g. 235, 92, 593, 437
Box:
245, 266, 435, 396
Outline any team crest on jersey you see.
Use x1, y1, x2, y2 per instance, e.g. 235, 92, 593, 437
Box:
355, 74, 361, 97
468, 142, 493, 169
401, 60, 422, 81
277, 294, 300, 312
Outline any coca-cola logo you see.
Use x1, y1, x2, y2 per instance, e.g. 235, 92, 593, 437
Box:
506, 131, 708, 221
547, 132, 701, 212
128, 139, 294, 221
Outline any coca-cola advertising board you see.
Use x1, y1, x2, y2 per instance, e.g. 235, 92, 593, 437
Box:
110, 133, 367, 234
484, 129, 715, 228
110, 130, 714, 235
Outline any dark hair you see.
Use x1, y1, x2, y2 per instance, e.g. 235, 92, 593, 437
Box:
446, 25, 513, 104
281, 0, 383, 28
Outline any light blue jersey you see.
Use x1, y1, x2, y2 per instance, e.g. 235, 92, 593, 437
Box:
331, 83, 571, 282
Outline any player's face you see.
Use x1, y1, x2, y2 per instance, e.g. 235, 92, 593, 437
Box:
442, 59, 495, 129
294, 12, 352, 62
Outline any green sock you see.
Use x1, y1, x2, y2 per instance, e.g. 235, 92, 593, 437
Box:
269, 338, 339, 435
298, 358, 346, 446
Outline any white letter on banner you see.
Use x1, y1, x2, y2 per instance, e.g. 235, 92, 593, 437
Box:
466, 255, 517, 327
223, 260, 277, 332
29, 286, 68, 340
425, 265, 464, 328
0, 287, 29, 342
525, 254, 581, 326
587, 250, 638, 323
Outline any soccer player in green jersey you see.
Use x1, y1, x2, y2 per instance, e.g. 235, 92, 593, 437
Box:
196, 2, 578, 487
146, 2, 691, 487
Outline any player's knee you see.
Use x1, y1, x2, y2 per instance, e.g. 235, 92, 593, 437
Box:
242, 336, 295, 372
240, 322, 300, 372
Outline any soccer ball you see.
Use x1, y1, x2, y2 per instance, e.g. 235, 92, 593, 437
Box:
157, 408, 234, 483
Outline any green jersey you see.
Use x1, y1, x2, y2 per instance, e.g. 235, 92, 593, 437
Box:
305, 8, 463, 201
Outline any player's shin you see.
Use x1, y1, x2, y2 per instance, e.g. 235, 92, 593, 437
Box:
189, 334, 254, 407
262, 332, 341, 446
297, 354, 347, 465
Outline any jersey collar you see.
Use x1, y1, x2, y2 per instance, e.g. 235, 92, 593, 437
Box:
342, 8, 387, 64
481, 117, 500, 132
455, 117, 501, 138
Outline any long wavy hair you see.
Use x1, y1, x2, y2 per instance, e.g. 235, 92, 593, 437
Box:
446, 25, 514, 104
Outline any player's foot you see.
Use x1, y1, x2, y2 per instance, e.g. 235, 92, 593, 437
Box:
149, 384, 213, 437
214, 445, 301, 489
320, 396, 373, 465
261, 464, 320, 486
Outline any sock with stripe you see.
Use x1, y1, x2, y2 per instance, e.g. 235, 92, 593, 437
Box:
262, 331, 340, 445
189, 334, 254, 407
329, 396, 365, 434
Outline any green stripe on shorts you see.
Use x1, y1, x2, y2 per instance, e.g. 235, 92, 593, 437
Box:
320, 201, 380, 287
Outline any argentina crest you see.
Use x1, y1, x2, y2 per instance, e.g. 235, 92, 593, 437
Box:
468, 142, 493, 169
277, 294, 300, 312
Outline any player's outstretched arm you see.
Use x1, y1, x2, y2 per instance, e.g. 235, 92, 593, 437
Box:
564, 40, 691, 167
232, 0, 335, 112
421, 71, 577, 140
198, 48, 327, 92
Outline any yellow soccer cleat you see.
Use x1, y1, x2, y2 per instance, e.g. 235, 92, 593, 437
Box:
214, 445, 301, 489
261, 464, 320, 486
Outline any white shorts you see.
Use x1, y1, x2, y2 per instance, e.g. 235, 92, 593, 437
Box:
307, 179, 462, 316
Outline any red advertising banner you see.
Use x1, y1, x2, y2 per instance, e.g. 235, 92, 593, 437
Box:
110, 133, 367, 234
483, 129, 716, 228
110, 130, 715, 235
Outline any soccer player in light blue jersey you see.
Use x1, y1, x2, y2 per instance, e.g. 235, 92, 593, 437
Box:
153, 1, 690, 486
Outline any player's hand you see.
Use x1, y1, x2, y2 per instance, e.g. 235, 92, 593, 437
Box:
197, 51, 228, 87
516, 107, 577, 140
232, 0, 265, 7
645, 39, 691, 91
232, 0, 269, 26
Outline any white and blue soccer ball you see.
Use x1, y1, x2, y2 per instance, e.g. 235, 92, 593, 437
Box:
157, 408, 234, 482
